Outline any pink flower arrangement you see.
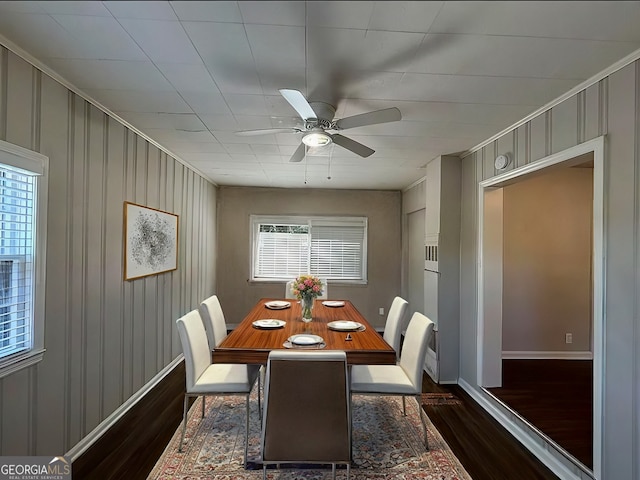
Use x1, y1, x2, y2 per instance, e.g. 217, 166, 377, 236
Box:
291, 274, 324, 300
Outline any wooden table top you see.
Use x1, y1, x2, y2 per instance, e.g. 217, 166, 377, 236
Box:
213, 298, 397, 365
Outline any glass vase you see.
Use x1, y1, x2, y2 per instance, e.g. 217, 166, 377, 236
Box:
301, 295, 314, 323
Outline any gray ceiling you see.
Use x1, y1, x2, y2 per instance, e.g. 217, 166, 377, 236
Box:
1, 1, 640, 190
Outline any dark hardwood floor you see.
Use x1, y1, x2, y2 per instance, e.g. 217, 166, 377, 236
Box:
486, 359, 593, 469
422, 374, 560, 480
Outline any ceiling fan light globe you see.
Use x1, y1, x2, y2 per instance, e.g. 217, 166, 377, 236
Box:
302, 131, 332, 147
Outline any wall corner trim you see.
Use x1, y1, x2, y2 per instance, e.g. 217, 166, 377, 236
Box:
458, 378, 586, 480
65, 354, 184, 462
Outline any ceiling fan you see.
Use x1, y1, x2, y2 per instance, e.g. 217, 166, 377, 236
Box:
235, 89, 402, 162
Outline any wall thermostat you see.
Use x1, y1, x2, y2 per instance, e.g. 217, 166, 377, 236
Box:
494, 154, 510, 170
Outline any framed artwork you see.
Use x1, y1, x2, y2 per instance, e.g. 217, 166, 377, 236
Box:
124, 202, 179, 281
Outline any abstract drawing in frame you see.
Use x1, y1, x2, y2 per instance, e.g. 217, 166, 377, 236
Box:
124, 202, 179, 280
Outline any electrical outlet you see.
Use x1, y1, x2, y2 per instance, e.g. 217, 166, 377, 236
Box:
565, 333, 573, 344
379, 307, 384, 316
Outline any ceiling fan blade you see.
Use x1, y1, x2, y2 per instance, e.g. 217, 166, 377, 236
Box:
331, 134, 375, 158
235, 127, 301, 136
279, 89, 317, 121
335, 107, 402, 130
289, 142, 306, 163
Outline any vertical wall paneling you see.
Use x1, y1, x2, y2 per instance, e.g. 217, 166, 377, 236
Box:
585, 83, 601, 141
122, 129, 135, 402
600, 78, 609, 136
0, 51, 217, 456
30, 69, 40, 152
37, 75, 70, 454
497, 131, 515, 174
5, 51, 32, 149
551, 95, 579, 155
459, 153, 478, 381
143, 145, 160, 383
603, 63, 636, 477
85, 105, 106, 430
635, 59, 640, 480
132, 138, 147, 389
516, 124, 526, 168
530, 112, 547, 162
0, 47, 7, 139
577, 90, 586, 144
483, 141, 495, 180
103, 118, 125, 418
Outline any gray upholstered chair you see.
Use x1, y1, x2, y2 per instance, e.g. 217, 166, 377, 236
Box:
198, 294, 228, 349
383, 296, 409, 357
350, 311, 434, 449
176, 310, 260, 464
261, 350, 350, 479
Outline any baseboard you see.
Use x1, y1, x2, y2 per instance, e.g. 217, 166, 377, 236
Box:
69, 355, 186, 480
502, 351, 593, 360
457, 378, 586, 480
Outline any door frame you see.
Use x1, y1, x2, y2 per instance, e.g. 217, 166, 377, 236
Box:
476, 136, 605, 478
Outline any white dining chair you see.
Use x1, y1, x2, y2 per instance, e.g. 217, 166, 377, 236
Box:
383, 296, 409, 358
176, 309, 260, 464
350, 311, 434, 449
199, 294, 228, 348
261, 350, 350, 479
284, 280, 296, 299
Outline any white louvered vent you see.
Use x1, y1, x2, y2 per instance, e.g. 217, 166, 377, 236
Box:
424, 234, 439, 272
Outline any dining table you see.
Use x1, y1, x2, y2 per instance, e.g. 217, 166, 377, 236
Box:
213, 298, 397, 366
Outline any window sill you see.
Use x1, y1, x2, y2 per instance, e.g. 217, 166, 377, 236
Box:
0, 348, 46, 379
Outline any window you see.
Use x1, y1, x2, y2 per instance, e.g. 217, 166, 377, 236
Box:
0, 140, 47, 379
251, 215, 367, 283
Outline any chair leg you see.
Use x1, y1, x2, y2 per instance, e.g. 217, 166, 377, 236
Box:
415, 394, 428, 450
332, 463, 336, 480
257, 372, 262, 420
262, 464, 267, 480
346, 462, 350, 479
201, 395, 206, 418
244, 393, 250, 467
179, 395, 189, 452
402, 395, 407, 416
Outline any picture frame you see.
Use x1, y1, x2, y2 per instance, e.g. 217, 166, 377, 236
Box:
124, 202, 179, 281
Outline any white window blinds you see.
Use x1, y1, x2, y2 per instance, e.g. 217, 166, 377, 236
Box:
0, 166, 35, 360
251, 216, 367, 283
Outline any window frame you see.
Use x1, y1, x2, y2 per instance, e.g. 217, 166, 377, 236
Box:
250, 214, 368, 284
0, 139, 48, 379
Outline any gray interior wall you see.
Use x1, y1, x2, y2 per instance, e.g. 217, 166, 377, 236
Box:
460, 60, 640, 479
216, 186, 401, 330
502, 167, 593, 353
0, 47, 217, 456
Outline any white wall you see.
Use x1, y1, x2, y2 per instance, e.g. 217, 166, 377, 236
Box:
460, 60, 640, 479
0, 47, 217, 456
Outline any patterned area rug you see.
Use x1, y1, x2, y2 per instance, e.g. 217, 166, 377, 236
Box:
148, 393, 472, 479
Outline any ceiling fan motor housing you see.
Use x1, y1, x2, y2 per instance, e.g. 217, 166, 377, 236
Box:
307, 101, 336, 129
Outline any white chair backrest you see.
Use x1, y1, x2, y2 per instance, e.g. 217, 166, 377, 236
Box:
383, 296, 409, 354
284, 280, 296, 299
318, 278, 328, 299
176, 310, 211, 392
199, 295, 228, 348
399, 312, 434, 391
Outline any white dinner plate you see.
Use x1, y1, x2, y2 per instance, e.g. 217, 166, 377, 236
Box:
322, 300, 345, 307
252, 319, 286, 329
265, 300, 291, 310
289, 334, 324, 346
327, 320, 363, 332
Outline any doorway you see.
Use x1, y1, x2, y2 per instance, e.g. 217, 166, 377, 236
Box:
477, 137, 604, 479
